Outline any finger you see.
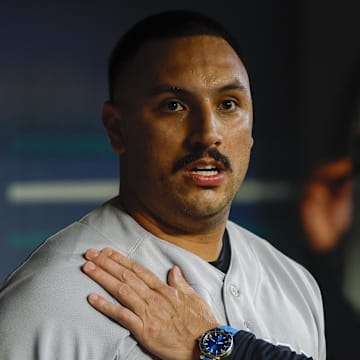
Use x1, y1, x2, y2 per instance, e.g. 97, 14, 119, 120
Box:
85, 249, 149, 295
84, 249, 124, 280
100, 247, 140, 269
82, 261, 147, 313
85, 250, 178, 313
101, 247, 169, 291
167, 266, 196, 296
87, 293, 143, 335
92, 248, 192, 312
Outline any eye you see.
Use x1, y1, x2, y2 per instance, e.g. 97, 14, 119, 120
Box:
219, 99, 238, 111
160, 100, 185, 112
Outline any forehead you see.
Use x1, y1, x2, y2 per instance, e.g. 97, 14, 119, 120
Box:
118, 35, 250, 95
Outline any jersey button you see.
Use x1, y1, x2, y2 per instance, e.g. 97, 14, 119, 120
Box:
230, 284, 240, 297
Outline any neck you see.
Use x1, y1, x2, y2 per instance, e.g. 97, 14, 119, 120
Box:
115, 195, 228, 262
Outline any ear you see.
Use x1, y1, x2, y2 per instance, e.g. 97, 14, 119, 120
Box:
102, 101, 125, 154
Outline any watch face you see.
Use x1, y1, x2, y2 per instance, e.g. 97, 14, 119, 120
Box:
199, 328, 234, 358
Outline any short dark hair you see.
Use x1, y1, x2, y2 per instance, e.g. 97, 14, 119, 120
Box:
108, 10, 244, 102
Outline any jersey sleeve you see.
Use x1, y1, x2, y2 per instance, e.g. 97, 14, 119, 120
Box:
229, 330, 314, 360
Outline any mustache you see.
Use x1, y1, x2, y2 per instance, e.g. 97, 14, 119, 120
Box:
172, 148, 232, 173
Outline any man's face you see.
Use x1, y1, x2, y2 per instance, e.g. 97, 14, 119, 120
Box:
107, 35, 253, 229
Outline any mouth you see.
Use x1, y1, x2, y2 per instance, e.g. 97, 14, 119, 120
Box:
190, 164, 220, 176
183, 160, 225, 187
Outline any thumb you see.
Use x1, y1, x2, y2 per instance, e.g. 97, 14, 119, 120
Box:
168, 266, 195, 295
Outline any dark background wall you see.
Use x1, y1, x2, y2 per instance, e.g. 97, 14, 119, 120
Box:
1, 0, 358, 285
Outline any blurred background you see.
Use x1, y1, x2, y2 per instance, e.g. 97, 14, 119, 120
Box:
1, 0, 359, 358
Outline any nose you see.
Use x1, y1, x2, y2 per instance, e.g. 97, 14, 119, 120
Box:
187, 104, 223, 150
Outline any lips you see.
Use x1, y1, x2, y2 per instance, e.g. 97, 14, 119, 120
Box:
183, 159, 226, 186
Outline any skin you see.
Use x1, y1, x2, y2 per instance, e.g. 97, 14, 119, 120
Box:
82, 249, 313, 360
300, 158, 354, 251
83, 35, 254, 359
102, 35, 253, 262
83, 248, 220, 360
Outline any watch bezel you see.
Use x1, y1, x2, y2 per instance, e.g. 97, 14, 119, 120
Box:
199, 327, 234, 359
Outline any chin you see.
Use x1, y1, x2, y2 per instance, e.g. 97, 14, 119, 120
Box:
179, 199, 231, 220
167, 184, 237, 219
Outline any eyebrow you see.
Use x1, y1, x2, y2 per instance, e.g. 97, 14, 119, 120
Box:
218, 81, 247, 92
150, 85, 188, 96
150, 81, 247, 97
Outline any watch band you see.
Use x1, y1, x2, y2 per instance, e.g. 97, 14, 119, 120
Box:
218, 325, 238, 335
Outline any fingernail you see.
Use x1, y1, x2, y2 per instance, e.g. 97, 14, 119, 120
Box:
83, 261, 96, 272
88, 293, 98, 302
173, 265, 182, 277
86, 249, 99, 259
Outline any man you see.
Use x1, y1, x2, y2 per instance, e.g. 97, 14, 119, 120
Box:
300, 157, 354, 252
0, 10, 325, 359
300, 155, 359, 360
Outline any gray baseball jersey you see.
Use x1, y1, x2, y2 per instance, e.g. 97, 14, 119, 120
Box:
0, 198, 325, 359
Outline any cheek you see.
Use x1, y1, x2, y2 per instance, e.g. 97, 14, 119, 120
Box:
229, 132, 253, 171
137, 130, 180, 172
240, 134, 254, 157
231, 125, 253, 152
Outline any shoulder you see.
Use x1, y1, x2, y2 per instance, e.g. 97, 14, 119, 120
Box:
3, 198, 147, 282
0, 200, 152, 360
226, 221, 325, 359
227, 220, 319, 291
226, 222, 324, 321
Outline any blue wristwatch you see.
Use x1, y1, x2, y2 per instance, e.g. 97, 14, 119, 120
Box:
199, 325, 238, 359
